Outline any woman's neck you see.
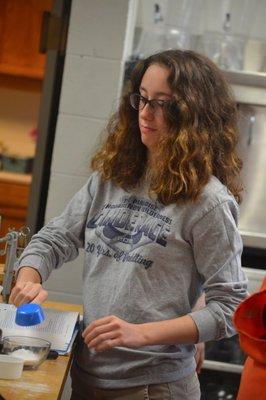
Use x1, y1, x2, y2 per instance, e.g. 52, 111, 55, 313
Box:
147, 151, 157, 170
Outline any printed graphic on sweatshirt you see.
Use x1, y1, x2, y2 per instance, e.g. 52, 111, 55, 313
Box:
86, 195, 172, 268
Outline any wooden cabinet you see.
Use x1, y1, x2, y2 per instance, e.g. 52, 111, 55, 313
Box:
0, 0, 53, 79
0, 178, 30, 261
0, 179, 30, 234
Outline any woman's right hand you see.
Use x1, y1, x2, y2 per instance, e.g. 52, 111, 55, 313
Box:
9, 281, 48, 306
8, 267, 48, 307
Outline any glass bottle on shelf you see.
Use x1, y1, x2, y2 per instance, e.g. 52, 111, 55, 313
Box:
199, 0, 257, 71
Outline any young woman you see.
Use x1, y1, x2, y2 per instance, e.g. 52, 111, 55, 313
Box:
9, 50, 248, 400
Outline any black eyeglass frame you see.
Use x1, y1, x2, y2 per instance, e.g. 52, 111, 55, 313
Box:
129, 93, 173, 113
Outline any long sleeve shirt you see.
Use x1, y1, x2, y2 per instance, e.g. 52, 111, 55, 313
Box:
17, 172, 248, 388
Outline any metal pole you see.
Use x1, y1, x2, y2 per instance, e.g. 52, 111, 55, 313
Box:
1, 232, 19, 303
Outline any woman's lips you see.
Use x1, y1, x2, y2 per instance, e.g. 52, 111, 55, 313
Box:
140, 125, 157, 134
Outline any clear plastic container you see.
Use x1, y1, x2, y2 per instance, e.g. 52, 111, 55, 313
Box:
0, 354, 24, 379
2, 336, 51, 370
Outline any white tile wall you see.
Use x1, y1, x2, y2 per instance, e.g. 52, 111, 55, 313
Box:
59, 54, 121, 119
43, 0, 130, 307
67, 0, 128, 59
42, 256, 84, 304
45, 173, 89, 220
51, 114, 105, 177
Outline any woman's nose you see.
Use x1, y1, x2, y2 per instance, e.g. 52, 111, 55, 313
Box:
139, 103, 154, 119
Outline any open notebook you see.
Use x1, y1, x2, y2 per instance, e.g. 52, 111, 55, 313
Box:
0, 303, 80, 355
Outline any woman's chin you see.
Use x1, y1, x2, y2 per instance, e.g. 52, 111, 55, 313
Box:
140, 135, 158, 152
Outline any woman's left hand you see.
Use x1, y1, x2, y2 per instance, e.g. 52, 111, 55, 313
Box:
82, 315, 145, 352
194, 342, 205, 374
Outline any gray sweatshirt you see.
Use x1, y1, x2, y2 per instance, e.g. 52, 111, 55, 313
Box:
18, 172, 248, 388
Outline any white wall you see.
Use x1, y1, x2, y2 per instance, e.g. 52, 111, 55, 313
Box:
42, 0, 130, 304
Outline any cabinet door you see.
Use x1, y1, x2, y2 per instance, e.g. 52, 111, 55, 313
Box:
0, 180, 30, 262
0, 0, 53, 79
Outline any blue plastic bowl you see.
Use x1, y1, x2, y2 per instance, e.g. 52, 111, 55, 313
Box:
15, 304, 45, 326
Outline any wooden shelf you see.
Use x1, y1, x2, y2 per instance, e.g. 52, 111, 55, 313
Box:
0, 73, 43, 92
0, 171, 32, 185
0, 64, 44, 80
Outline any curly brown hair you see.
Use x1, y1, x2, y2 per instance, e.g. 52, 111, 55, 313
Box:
91, 49, 243, 204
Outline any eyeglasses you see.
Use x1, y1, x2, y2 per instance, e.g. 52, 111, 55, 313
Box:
129, 93, 171, 114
